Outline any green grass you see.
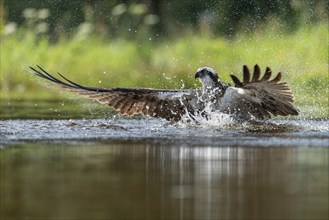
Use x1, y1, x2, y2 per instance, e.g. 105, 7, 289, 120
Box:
1, 24, 328, 118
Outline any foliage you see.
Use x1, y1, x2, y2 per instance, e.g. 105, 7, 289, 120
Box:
0, 23, 328, 118
2, 0, 328, 40
1, 1, 328, 118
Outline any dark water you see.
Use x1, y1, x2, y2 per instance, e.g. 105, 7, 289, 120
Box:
1, 99, 329, 220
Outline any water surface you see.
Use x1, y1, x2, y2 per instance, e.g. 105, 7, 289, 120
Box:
1, 99, 328, 220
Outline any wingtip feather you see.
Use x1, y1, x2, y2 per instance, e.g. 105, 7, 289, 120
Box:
271, 72, 282, 83
243, 65, 250, 83
251, 64, 261, 82
261, 67, 272, 81
230, 74, 243, 87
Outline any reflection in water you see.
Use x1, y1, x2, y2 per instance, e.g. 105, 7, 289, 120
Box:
1, 143, 328, 220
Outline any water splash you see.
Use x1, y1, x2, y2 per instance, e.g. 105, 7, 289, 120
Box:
176, 104, 329, 134
178, 110, 235, 128
162, 73, 172, 80
1, 118, 328, 149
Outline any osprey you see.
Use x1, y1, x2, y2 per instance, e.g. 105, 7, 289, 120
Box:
29, 65, 298, 121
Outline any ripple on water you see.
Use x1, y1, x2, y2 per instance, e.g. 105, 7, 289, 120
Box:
0, 118, 328, 148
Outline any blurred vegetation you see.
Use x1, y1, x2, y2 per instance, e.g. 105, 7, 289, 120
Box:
2, 0, 328, 39
0, 0, 328, 118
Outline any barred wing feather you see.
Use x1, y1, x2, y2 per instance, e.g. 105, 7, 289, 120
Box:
221, 64, 299, 119
29, 66, 195, 121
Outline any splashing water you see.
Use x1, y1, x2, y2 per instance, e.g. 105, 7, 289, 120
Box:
1, 118, 328, 149
3, 91, 327, 148
178, 110, 236, 128
162, 73, 172, 80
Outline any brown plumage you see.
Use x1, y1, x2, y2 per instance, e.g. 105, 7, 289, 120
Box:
29, 64, 298, 122
226, 64, 298, 119
30, 66, 197, 121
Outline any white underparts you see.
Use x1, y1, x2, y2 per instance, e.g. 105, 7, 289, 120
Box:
199, 75, 216, 89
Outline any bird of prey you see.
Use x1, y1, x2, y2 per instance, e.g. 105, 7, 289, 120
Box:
29, 64, 298, 121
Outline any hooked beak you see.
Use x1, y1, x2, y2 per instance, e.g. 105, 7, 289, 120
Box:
195, 71, 202, 79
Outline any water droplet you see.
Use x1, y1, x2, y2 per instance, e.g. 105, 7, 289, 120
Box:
162, 73, 171, 80
180, 80, 185, 89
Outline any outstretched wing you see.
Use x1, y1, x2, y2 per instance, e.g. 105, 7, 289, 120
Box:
221, 64, 298, 119
29, 66, 195, 121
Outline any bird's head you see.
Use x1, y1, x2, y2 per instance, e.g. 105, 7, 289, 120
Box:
195, 67, 220, 89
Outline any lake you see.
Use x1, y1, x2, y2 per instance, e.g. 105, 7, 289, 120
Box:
1, 99, 328, 220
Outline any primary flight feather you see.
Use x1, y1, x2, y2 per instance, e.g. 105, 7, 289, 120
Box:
29, 64, 298, 121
